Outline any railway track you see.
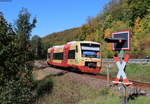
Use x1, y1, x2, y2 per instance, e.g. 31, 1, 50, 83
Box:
46, 66, 150, 89
35, 60, 150, 89
83, 73, 150, 89
131, 81, 150, 89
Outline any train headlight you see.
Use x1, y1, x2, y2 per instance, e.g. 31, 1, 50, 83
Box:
79, 59, 84, 65
96, 61, 101, 67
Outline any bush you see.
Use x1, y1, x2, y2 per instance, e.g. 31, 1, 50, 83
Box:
99, 87, 114, 96
35, 76, 53, 97
0, 80, 34, 104
0, 9, 36, 104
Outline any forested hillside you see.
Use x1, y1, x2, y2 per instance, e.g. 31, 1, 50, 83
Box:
42, 28, 81, 46
42, 0, 150, 58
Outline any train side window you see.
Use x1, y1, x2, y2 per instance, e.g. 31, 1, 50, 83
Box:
53, 52, 63, 60
68, 50, 75, 59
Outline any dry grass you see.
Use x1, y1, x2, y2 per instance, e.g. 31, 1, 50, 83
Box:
32, 70, 50, 80
34, 74, 100, 104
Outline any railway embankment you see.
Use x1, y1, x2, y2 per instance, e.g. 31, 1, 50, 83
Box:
33, 60, 150, 104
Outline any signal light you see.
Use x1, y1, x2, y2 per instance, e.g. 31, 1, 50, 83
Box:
105, 31, 130, 51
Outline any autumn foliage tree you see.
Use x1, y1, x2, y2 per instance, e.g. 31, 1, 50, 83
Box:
77, 0, 150, 58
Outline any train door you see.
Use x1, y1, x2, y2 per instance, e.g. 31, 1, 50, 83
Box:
47, 49, 50, 64
50, 48, 54, 64
63, 45, 70, 66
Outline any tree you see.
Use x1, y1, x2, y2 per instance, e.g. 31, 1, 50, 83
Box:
103, 15, 113, 30
133, 13, 150, 58
79, 24, 90, 41
15, 8, 36, 50
0, 12, 16, 85
0, 9, 36, 103
31, 35, 42, 59
128, 0, 150, 26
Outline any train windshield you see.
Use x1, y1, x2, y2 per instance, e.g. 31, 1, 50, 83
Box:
80, 43, 100, 58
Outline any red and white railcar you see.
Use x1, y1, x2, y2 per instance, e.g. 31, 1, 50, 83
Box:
47, 41, 102, 73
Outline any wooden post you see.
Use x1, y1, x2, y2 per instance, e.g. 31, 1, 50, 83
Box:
118, 50, 128, 104
107, 64, 110, 86
121, 83, 128, 104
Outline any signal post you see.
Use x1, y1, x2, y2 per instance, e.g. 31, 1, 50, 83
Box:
105, 31, 132, 104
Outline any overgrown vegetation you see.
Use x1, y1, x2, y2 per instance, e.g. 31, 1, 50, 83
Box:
35, 74, 100, 104
0, 9, 36, 104
128, 96, 150, 104
31, 35, 44, 59
33, 75, 53, 97
80, 95, 150, 104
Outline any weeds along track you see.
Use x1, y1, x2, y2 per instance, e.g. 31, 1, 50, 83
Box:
35, 60, 150, 89
83, 73, 150, 89
131, 80, 150, 89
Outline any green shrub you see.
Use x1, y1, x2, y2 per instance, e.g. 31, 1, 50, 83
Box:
0, 80, 34, 104
0, 9, 36, 104
35, 76, 53, 97
99, 87, 114, 96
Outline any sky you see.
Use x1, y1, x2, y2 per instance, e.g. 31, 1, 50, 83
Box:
0, 0, 110, 37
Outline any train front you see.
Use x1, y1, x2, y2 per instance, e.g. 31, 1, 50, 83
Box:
77, 41, 102, 73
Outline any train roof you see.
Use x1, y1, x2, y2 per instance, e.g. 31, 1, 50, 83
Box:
48, 41, 100, 50
53, 45, 64, 48
79, 41, 100, 44
67, 41, 100, 44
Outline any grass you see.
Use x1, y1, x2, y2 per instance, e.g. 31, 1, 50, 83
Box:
34, 75, 53, 97
79, 86, 150, 104
79, 95, 150, 104
34, 75, 123, 104
128, 96, 150, 104
32, 69, 50, 80
101, 63, 150, 83
79, 86, 120, 104
126, 64, 150, 83
35, 75, 100, 104
32, 64, 150, 104
79, 96, 120, 104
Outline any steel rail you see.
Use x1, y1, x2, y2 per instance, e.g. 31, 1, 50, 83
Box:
83, 73, 150, 89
